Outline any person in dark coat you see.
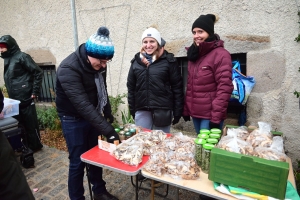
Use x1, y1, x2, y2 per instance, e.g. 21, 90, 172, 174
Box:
0, 35, 43, 151
0, 92, 35, 200
55, 26, 119, 200
183, 14, 234, 135
127, 27, 184, 133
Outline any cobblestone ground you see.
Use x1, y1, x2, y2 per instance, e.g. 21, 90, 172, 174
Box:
21, 145, 203, 200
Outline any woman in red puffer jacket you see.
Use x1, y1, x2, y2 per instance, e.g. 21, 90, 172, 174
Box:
183, 14, 233, 135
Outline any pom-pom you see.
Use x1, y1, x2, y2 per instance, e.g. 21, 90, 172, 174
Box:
148, 24, 159, 30
213, 14, 219, 24
97, 26, 110, 37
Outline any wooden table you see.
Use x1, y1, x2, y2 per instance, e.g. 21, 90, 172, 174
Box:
80, 146, 150, 200
142, 157, 296, 200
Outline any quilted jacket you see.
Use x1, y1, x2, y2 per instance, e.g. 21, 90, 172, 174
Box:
183, 35, 233, 124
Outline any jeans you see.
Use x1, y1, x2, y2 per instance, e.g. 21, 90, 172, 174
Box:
60, 116, 106, 200
192, 117, 224, 135
135, 110, 171, 133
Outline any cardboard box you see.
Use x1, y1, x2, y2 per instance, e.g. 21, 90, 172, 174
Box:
2, 98, 21, 118
208, 125, 289, 199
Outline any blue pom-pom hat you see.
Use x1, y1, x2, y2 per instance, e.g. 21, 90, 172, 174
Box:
85, 26, 114, 60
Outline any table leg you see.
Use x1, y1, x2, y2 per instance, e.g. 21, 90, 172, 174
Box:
85, 163, 93, 199
151, 180, 155, 200
175, 187, 179, 200
135, 175, 138, 200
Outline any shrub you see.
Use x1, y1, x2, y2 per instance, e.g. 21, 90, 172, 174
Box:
36, 104, 61, 131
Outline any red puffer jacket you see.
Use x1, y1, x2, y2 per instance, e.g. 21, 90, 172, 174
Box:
183, 35, 233, 124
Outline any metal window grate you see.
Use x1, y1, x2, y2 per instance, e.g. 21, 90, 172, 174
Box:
177, 57, 188, 94
38, 65, 56, 102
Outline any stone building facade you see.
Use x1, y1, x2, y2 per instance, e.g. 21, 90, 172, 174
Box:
0, 0, 299, 166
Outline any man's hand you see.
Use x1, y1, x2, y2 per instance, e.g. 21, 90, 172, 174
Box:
104, 113, 114, 124
106, 130, 120, 143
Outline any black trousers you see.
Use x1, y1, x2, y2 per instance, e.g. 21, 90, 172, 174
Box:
0, 131, 35, 199
14, 102, 43, 151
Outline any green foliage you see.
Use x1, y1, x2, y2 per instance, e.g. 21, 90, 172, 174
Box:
294, 68, 300, 98
109, 93, 127, 116
295, 160, 300, 194
36, 105, 61, 131
121, 106, 135, 125
0, 85, 8, 97
294, 90, 300, 98
295, 34, 300, 42
296, 11, 300, 42
108, 93, 127, 127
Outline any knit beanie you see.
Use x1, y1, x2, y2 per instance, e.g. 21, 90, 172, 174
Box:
0, 43, 7, 48
85, 26, 114, 60
141, 27, 161, 46
192, 14, 217, 36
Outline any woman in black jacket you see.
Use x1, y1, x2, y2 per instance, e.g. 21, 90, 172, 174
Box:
127, 27, 184, 133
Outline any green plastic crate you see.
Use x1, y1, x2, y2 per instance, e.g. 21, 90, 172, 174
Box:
209, 130, 289, 199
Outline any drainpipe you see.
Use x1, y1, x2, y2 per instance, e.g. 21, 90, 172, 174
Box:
70, 0, 79, 50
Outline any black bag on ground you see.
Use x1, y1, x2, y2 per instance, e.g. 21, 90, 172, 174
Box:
152, 109, 172, 127
20, 147, 34, 168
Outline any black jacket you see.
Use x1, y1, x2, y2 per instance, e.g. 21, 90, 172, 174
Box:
55, 44, 114, 136
0, 35, 43, 104
127, 51, 183, 117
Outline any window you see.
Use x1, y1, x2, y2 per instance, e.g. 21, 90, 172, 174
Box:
177, 57, 188, 94
38, 65, 56, 102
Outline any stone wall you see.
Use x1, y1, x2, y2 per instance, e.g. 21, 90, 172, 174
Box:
0, 0, 299, 166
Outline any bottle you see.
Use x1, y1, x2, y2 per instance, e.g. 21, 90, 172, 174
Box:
210, 128, 221, 135
119, 131, 125, 141
199, 129, 210, 135
201, 143, 214, 174
125, 131, 132, 140
194, 138, 207, 167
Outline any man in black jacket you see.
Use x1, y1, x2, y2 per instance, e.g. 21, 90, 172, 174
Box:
0, 35, 43, 152
55, 26, 119, 200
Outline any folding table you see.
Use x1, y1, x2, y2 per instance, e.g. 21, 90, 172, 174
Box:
142, 157, 296, 200
80, 146, 150, 200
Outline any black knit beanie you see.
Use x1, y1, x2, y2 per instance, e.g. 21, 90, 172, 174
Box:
191, 14, 216, 36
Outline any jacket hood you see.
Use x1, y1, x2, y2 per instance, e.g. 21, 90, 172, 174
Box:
0, 35, 20, 58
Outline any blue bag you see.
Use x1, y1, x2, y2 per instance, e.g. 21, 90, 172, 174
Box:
231, 61, 256, 105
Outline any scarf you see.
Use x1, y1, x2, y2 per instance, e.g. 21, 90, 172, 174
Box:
95, 72, 107, 113
187, 35, 216, 62
140, 52, 157, 64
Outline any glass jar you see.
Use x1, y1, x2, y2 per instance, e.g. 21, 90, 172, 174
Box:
210, 128, 221, 135
198, 133, 209, 140
194, 138, 207, 167
125, 131, 132, 140
130, 128, 136, 136
199, 129, 210, 135
201, 143, 214, 174
119, 131, 125, 141
209, 133, 221, 139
